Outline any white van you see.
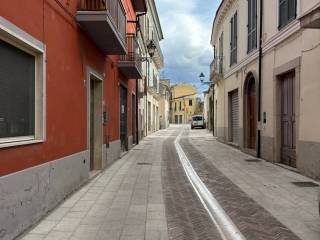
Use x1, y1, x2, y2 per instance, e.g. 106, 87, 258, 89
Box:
191, 115, 205, 129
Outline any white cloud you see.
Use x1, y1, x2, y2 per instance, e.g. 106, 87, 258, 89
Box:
156, 0, 220, 94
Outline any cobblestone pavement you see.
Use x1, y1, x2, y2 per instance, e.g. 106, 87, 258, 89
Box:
161, 132, 223, 240
183, 128, 320, 240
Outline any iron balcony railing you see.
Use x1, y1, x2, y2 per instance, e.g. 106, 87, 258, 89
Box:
210, 59, 217, 80
78, 0, 126, 42
210, 57, 224, 81
120, 34, 142, 72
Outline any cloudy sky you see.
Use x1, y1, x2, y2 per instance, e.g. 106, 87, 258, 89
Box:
156, 0, 221, 95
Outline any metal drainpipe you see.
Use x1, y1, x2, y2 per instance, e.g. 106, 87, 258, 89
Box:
146, 60, 148, 136
257, 0, 263, 158
212, 84, 215, 137
135, 12, 147, 143
136, 79, 139, 145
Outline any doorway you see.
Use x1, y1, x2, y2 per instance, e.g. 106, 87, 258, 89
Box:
120, 85, 128, 152
280, 71, 296, 167
244, 75, 257, 150
132, 94, 136, 144
229, 89, 239, 145
89, 74, 103, 171
209, 97, 213, 131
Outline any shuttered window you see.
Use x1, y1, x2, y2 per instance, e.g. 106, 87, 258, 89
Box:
279, 0, 297, 29
248, 0, 257, 53
0, 39, 35, 139
219, 32, 224, 74
230, 12, 238, 66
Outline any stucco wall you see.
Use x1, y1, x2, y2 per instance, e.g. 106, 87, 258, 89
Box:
0, 0, 105, 176
211, 0, 320, 179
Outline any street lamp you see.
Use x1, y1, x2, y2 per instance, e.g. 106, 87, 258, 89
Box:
199, 72, 213, 86
199, 72, 205, 83
199, 72, 215, 136
147, 40, 156, 58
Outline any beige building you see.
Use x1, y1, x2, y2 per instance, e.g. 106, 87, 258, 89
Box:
170, 84, 197, 124
211, 0, 320, 179
138, 0, 164, 136
159, 79, 171, 129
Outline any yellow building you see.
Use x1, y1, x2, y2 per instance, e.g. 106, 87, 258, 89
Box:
170, 84, 197, 124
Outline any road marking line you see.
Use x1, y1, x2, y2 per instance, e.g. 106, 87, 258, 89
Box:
174, 131, 246, 240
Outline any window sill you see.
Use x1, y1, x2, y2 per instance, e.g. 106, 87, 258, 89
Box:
247, 47, 257, 55
278, 17, 297, 31
0, 137, 44, 149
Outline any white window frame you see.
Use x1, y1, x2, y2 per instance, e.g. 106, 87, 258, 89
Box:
0, 17, 46, 148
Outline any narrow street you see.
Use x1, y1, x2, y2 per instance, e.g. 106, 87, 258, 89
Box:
20, 126, 320, 240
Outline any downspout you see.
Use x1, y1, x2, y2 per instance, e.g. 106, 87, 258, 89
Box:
136, 78, 139, 144
212, 84, 215, 137
146, 60, 148, 136
257, 0, 263, 158
135, 12, 147, 140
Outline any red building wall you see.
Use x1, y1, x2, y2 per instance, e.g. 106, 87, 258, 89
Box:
0, 0, 137, 176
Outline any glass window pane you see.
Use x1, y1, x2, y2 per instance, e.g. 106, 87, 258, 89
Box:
0, 39, 35, 138
279, 0, 288, 28
288, 0, 296, 20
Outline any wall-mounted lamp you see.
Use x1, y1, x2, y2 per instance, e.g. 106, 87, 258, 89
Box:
199, 72, 213, 86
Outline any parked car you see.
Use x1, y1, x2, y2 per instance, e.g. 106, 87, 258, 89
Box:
191, 115, 205, 129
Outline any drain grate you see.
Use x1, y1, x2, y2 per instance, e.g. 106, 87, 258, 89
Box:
245, 158, 262, 163
137, 162, 152, 166
291, 181, 319, 187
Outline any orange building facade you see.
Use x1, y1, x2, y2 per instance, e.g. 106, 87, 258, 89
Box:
0, 0, 146, 239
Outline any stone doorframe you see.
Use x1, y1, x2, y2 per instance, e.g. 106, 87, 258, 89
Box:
273, 57, 301, 165
86, 66, 104, 171
243, 71, 258, 156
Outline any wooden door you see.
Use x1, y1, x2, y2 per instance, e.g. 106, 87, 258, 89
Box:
281, 72, 296, 167
247, 79, 257, 149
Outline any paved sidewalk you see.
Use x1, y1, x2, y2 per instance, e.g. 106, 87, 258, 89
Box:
19, 132, 170, 240
186, 129, 320, 240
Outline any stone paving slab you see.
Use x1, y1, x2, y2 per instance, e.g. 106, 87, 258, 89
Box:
18, 131, 170, 240
183, 128, 320, 240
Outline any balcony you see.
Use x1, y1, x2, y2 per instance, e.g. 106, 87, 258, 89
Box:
118, 34, 143, 79
153, 39, 164, 69
77, 0, 127, 54
210, 58, 223, 83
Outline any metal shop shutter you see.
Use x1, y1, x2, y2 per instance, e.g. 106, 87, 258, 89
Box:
230, 90, 239, 144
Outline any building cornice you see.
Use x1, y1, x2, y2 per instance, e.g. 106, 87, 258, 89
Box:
211, 0, 237, 46
224, 49, 259, 79
262, 19, 301, 54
